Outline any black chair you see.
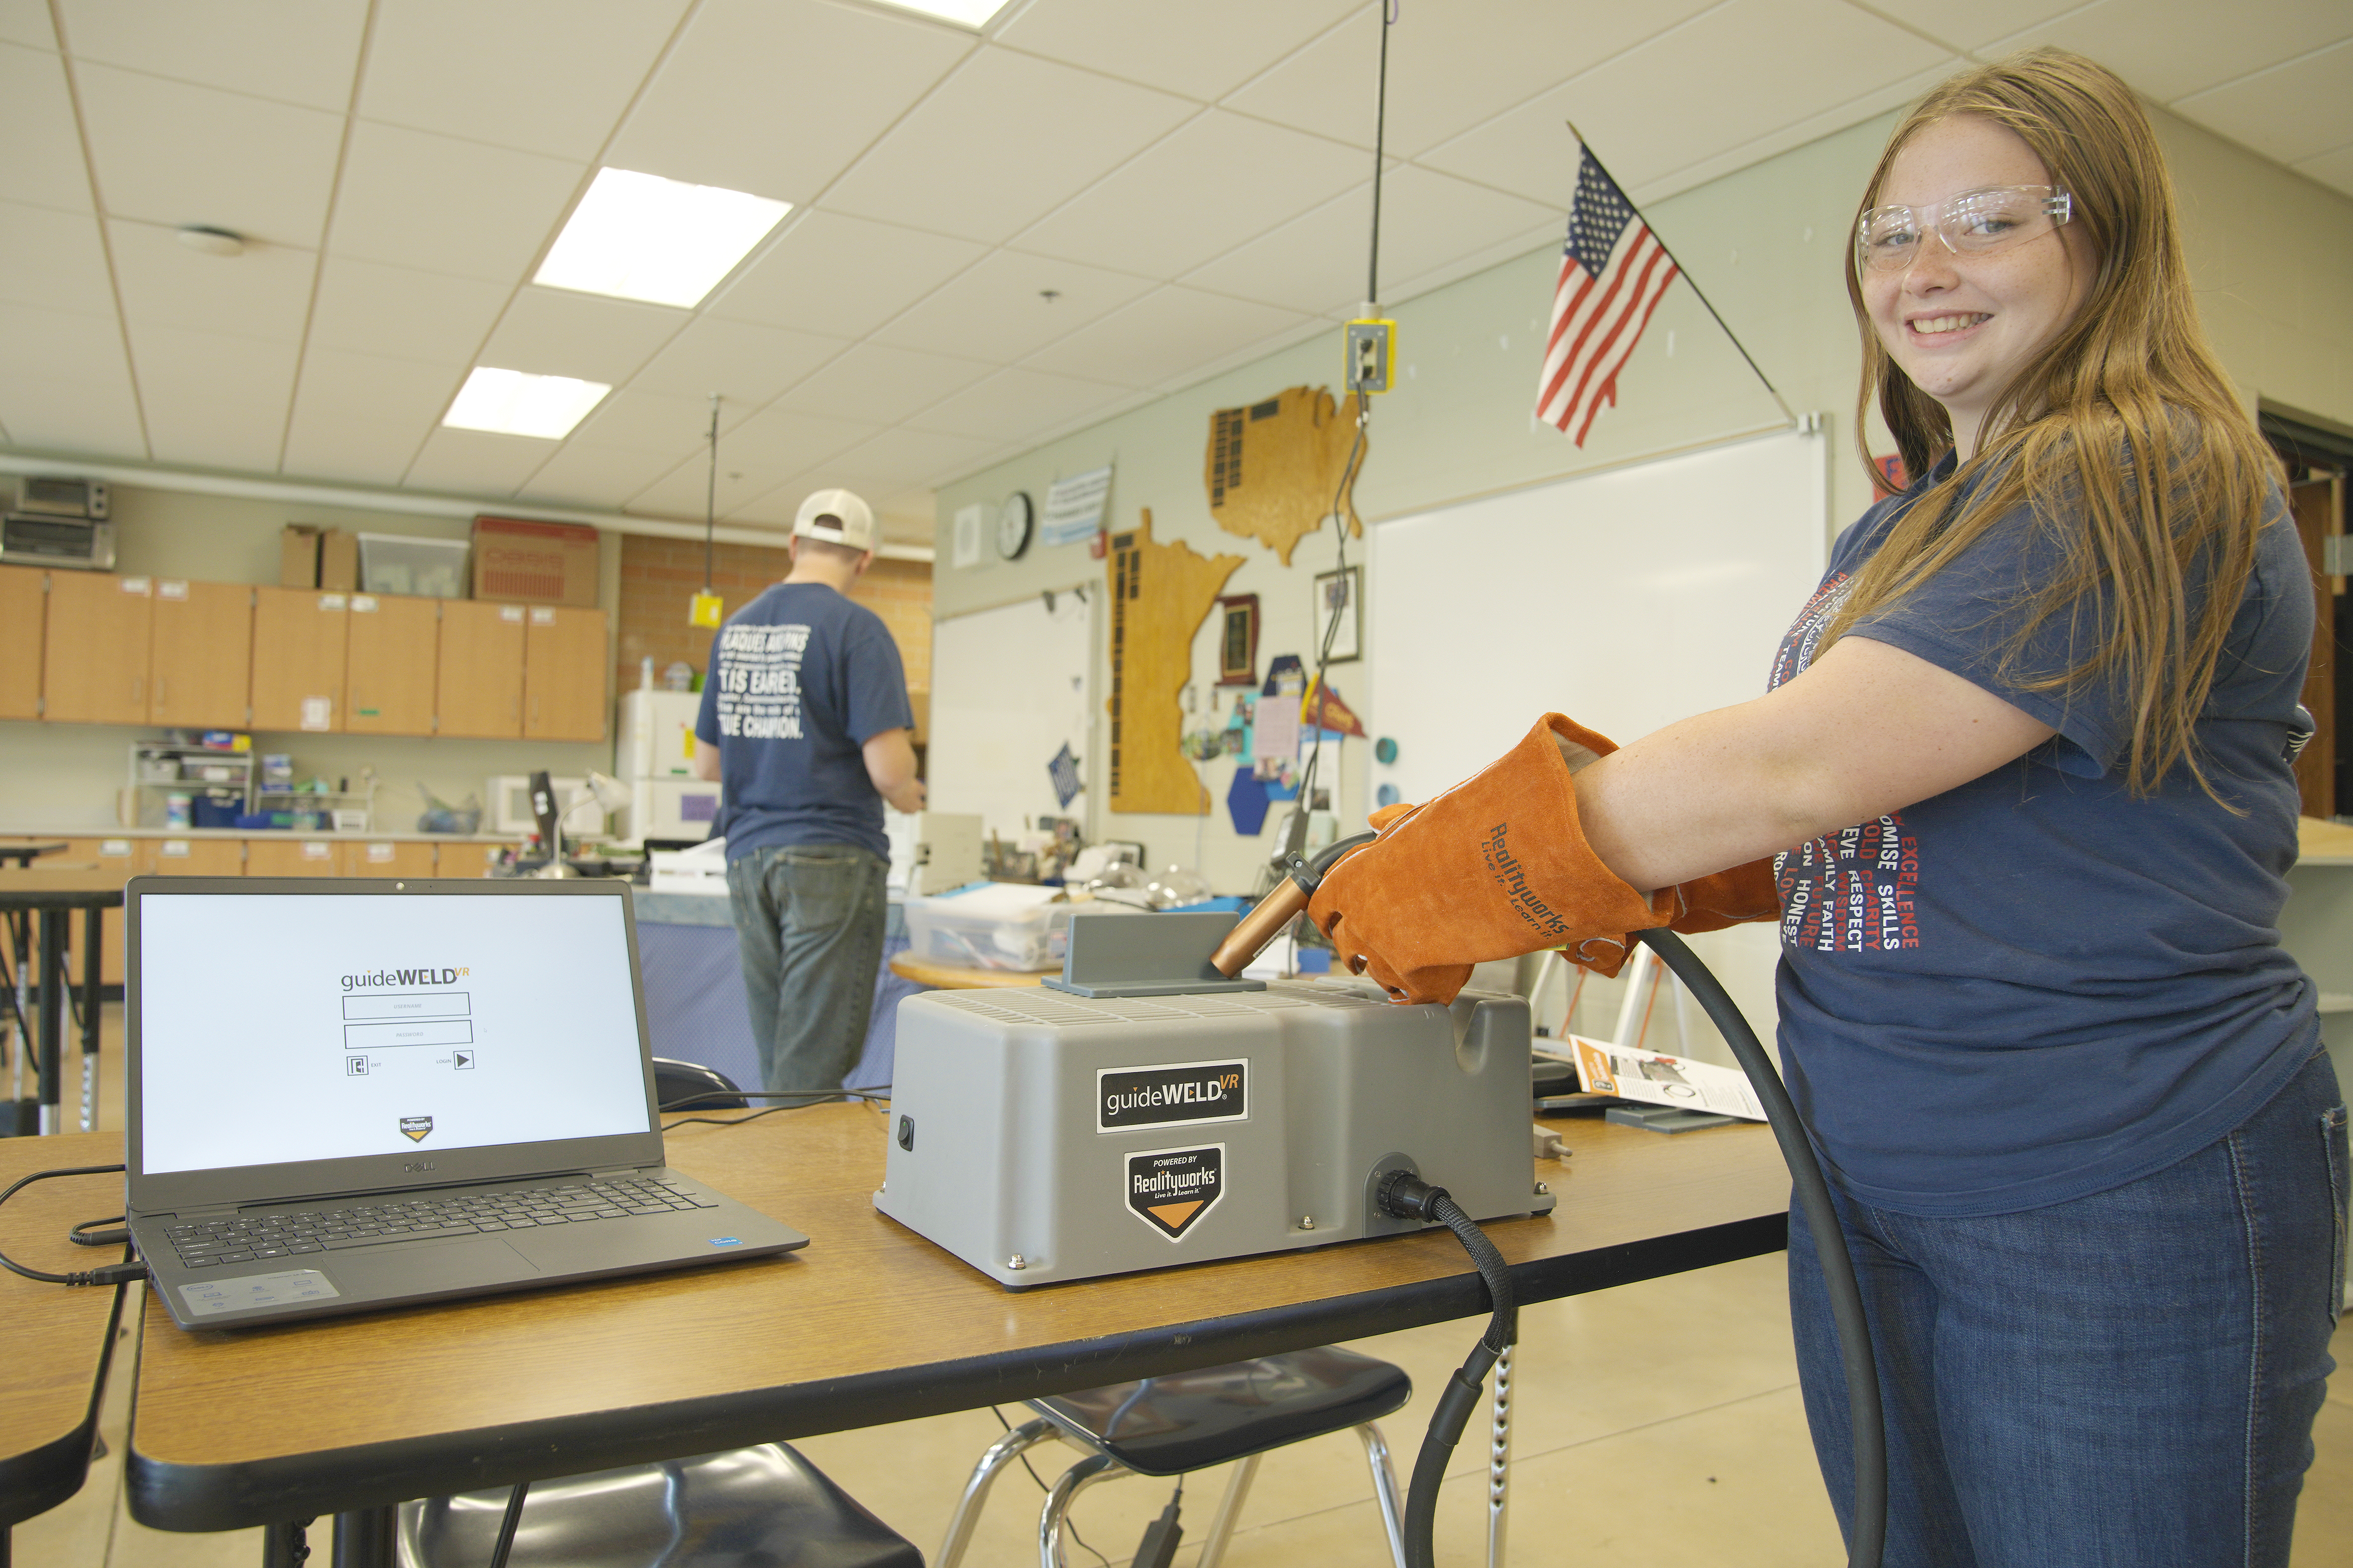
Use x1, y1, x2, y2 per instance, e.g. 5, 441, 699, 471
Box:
935, 1346, 1412, 1568
396, 1444, 920, 1567
652, 1056, 748, 1112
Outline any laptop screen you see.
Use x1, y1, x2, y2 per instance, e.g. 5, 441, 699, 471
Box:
137, 886, 654, 1177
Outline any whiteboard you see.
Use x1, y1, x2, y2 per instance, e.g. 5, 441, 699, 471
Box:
1368, 428, 1827, 804
929, 591, 1096, 839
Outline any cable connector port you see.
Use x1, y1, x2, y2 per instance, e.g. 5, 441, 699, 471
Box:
1375, 1168, 1450, 1223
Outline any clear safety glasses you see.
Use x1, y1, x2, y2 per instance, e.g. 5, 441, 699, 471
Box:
1856, 185, 2072, 272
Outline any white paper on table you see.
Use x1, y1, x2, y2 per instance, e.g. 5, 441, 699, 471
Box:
1564, 1034, 1766, 1121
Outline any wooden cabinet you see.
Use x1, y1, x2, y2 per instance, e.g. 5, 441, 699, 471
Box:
434, 842, 507, 879
523, 605, 607, 741
250, 588, 351, 732
141, 838, 246, 877
245, 839, 341, 878
0, 566, 43, 720
437, 601, 526, 738
42, 572, 152, 724
148, 580, 253, 729
345, 594, 439, 735
348, 840, 436, 878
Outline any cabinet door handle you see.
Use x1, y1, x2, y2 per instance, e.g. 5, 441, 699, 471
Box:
154, 676, 166, 711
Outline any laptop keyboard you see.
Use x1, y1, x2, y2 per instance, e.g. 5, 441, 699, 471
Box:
161, 1176, 718, 1269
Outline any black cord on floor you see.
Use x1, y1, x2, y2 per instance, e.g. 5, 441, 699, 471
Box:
990, 1406, 1110, 1568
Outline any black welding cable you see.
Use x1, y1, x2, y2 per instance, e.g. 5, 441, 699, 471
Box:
1635, 927, 1885, 1568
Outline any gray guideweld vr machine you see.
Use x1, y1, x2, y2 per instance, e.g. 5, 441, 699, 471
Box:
876, 834, 1889, 1568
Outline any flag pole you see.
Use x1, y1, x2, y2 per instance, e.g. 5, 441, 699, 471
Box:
1566, 121, 1797, 427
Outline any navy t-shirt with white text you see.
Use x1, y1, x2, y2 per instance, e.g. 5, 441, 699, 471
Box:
1769, 453, 2317, 1216
694, 583, 912, 864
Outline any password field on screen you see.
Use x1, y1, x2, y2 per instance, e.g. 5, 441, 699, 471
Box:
342, 992, 470, 1020
343, 1019, 474, 1050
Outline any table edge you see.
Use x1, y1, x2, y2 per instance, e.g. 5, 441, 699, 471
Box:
126, 1213, 1784, 1531
1, 1279, 127, 1530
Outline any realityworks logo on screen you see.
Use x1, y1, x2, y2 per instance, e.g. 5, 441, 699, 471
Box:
341, 965, 470, 989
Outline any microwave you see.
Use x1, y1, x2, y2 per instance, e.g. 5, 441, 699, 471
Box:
0, 513, 116, 570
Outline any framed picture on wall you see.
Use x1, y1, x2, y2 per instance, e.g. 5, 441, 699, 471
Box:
1215, 593, 1259, 685
1312, 566, 1361, 664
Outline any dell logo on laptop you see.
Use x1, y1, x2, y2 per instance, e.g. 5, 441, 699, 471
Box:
404, 1161, 436, 1173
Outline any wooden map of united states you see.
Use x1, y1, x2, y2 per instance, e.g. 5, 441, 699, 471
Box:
1204, 385, 1367, 565
1107, 511, 1242, 815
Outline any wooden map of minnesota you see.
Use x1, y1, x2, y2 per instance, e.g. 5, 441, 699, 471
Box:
1108, 510, 1243, 815
1203, 385, 1367, 565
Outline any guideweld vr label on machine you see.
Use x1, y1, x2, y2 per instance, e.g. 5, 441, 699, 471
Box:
1127, 1144, 1225, 1241
1097, 1058, 1247, 1133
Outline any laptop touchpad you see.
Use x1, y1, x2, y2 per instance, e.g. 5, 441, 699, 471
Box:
320, 1237, 542, 1297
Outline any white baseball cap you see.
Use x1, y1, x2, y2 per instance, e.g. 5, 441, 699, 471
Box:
792, 488, 877, 552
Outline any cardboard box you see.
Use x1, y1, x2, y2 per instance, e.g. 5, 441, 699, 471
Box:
472, 516, 600, 606
318, 527, 358, 592
279, 524, 322, 588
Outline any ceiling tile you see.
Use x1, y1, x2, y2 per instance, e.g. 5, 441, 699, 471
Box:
1226, 0, 1721, 160
106, 217, 317, 340
57, 0, 366, 110
1416, 0, 1953, 204
280, 346, 460, 484
74, 61, 345, 245
0, 0, 55, 48
0, 199, 114, 314
1, 42, 96, 213
605, 0, 974, 204
478, 286, 685, 385
568, 387, 736, 458
774, 341, 997, 425
513, 441, 682, 509
1022, 285, 1312, 387
1856, 0, 2088, 54
820, 46, 1197, 244
328, 120, 585, 283
358, 0, 689, 161
1623, 60, 1953, 205
871, 248, 1155, 361
1182, 165, 1557, 316
802, 425, 1000, 490
124, 322, 298, 470
906, 365, 1135, 443
1991, 0, 2352, 104
628, 404, 878, 517
995, 0, 1360, 103
626, 315, 849, 406
2173, 40, 2353, 165
0, 302, 136, 400
1012, 110, 1368, 277
306, 255, 511, 364
707, 209, 985, 338
2295, 140, 2353, 200
402, 425, 559, 496
0, 374, 146, 457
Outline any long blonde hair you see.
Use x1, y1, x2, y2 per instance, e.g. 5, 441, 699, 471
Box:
1827, 48, 2283, 797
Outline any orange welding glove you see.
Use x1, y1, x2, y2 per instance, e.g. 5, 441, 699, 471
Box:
1308, 713, 1671, 1004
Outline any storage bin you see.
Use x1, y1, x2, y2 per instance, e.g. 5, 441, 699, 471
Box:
357, 533, 470, 599
901, 885, 1141, 971
191, 797, 241, 829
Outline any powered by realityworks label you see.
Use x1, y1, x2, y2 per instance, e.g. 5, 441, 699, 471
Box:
1097, 1059, 1247, 1133
1126, 1144, 1225, 1241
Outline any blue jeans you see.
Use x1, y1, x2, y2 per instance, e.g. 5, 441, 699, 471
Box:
725, 844, 888, 1093
1790, 1047, 2347, 1568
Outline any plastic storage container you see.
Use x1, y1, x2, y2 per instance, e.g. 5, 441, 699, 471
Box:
357, 533, 470, 599
901, 884, 1141, 971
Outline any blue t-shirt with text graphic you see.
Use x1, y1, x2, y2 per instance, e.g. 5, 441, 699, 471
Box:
1769, 451, 2317, 1216
693, 583, 912, 864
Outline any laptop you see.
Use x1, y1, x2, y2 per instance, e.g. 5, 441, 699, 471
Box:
125, 875, 808, 1330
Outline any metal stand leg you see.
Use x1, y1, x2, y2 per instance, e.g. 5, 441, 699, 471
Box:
1487, 1345, 1513, 1568
79, 905, 100, 1133
1037, 1452, 1121, 1568
1194, 1452, 1260, 1568
36, 910, 63, 1135
1357, 1423, 1409, 1568
935, 1416, 1055, 1568
330, 1507, 396, 1567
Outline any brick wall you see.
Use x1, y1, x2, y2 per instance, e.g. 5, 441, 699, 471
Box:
614, 534, 932, 716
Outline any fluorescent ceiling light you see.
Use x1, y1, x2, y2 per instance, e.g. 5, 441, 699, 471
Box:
443, 367, 610, 440
534, 167, 791, 308
871, 0, 1015, 23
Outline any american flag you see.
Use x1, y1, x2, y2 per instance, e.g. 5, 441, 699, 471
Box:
1536, 145, 1679, 445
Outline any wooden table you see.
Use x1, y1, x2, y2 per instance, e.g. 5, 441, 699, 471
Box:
121, 1102, 1788, 1552
0, 1132, 130, 1551
886, 951, 1056, 989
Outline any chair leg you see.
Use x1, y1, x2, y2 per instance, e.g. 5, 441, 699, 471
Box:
1037, 1451, 1122, 1568
935, 1417, 1056, 1568
1357, 1423, 1409, 1568
1193, 1452, 1260, 1568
